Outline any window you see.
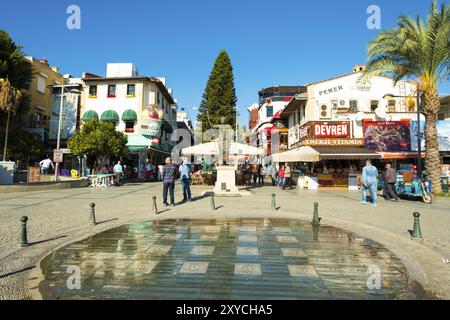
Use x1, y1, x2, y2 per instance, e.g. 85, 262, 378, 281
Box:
89, 85, 97, 97
37, 76, 46, 94
266, 106, 273, 118
349, 100, 358, 112
388, 100, 396, 112
157, 91, 161, 104
107, 85, 116, 98
370, 100, 379, 112
127, 84, 135, 97
125, 121, 135, 133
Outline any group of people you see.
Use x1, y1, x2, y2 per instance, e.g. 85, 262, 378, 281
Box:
361, 160, 400, 207
160, 157, 192, 206
241, 161, 293, 190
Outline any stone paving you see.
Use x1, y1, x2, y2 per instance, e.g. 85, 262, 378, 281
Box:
0, 182, 449, 299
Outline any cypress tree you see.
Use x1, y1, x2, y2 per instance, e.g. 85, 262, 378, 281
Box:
197, 50, 237, 132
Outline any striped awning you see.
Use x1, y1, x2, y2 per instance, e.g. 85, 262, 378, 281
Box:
82, 110, 99, 121
122, 109, 138, 121
100, 110, 120, 122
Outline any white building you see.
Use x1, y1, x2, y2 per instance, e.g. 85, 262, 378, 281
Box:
80, 63, 178, 175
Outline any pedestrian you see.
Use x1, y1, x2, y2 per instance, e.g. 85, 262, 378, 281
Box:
39, 156, 54, 175
268, 163, 277, 186
258, 164, 264, 187
284, 164, 292, 190
251, 164, 258, 186
145, 159, 152, 182
361, 159, 379, 207
113, 161, 123, 186
162, 157, 177, 206
179, 159, 192, 202
383, 163, 399, 201
278, 165, 285, 188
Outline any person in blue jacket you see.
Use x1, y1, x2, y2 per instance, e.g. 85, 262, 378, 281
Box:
361, 159, 379, 207
162, 157, 178, 206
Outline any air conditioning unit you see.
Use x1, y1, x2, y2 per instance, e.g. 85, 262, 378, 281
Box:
319, 103, 332, 119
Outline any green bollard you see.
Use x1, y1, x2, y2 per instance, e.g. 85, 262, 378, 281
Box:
90, 203, 97, 225
411, 212, 423, 240
152, 196, 158, 215
312, 202, 321, 226
19, 216, 29, 247
271, 193, 276, 211
210, 193, 216, 211
312, 223, 319, 241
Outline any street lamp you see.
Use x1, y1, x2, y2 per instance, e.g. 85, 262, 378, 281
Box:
383, 92, 422, 177
50, 84, 81, 182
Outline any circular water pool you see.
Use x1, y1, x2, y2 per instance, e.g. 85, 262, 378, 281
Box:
38, 218, 410, 300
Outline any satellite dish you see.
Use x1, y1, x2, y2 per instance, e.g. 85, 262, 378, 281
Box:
375, 107, 387, 119
356, 112, 364, 121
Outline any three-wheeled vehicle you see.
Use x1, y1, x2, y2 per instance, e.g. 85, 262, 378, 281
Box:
379, 169, 433, 204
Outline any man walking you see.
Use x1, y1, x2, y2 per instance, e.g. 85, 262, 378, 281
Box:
361, 160, 379, 207
162, 157, 177, 206
113, 161, 123, 186
283, 164, 292, 190
179, 159, 192, 202
39, 156, 54, 175
383, 163, 399, 201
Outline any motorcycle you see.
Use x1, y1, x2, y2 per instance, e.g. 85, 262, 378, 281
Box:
382, 169, 433, 204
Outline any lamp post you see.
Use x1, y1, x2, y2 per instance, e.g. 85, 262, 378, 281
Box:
51, 84, 81, 182
383, 91, 422, 177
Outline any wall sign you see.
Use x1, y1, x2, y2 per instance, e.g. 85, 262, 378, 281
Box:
311, 122, 350, 138
139, 119, 162, 136
318, 85, 344, 96
363, 120, 411, 152
304, 138, 364, 146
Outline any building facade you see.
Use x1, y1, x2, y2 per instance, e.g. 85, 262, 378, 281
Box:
80, 63, 178, 177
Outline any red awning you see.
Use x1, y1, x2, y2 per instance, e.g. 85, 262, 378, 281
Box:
270, 110, 282, 123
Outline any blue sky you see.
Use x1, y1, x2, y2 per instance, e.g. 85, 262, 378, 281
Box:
1, 0, 449, 126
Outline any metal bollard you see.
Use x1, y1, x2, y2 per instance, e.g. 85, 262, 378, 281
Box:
90, 203, 97, 225
152, 196, 158, 215
19, 216, 29, 247
312, 202, 321, 226
271, 193, 276, 211
411, 212, 423, 240
210, 193, 216, 211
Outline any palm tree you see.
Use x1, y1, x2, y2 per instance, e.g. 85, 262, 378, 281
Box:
0, 78, 22, 161
361, 1, 449, 193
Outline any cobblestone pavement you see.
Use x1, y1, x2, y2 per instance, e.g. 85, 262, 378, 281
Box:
0, 182, 449, 299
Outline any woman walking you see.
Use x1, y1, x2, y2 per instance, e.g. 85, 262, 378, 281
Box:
278, 165, 285, 189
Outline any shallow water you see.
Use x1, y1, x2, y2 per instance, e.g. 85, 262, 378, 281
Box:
39, 218, 409, 300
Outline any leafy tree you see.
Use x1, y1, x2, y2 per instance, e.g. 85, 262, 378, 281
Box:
197, 50, 237, 133
0, 30, 33, 161
68, 120, 128, 163
0, 127, 43, 159
362, 1, 449, 193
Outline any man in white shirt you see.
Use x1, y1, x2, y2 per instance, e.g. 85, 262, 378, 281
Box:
113, 161, 124, 186
39, 156, 54, 175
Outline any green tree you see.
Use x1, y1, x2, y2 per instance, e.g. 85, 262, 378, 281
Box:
0, 29, 33, 161
362, 1, 449, 193
197, 50, 237, 133
68, 120, 128, 163
0, 127, 43, 159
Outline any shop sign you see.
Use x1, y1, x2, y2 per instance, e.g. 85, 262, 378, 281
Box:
318, 85, 344, 96
363, 120, 410, 152
53, 149, 64, 163
299, 124, 309, 140
139, 119, 162, 136
304, 138, 364, 146
311, 122, 350, 138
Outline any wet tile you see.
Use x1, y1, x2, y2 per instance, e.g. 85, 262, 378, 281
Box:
234, 263, 262, 276
281, 248, 307, 258
239, 226, 257, 232
179, 262, 209, 274
236, 247, 259, 256
238, 235, 258, 242
161, 234, 182, 240
191, 246, 215, 256
276, 236, 298, 243
204, 226, 222, 233
288, 265, 320, 278
145, 245, 172, 255
273, 227, 292, 233
200, 234, 219, 241
127, 260, 159, 274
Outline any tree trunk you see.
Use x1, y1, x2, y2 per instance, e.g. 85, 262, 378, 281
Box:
423, 91, 442, 193
2, 110, 11, 161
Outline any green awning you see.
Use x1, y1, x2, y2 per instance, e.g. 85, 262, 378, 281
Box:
82, 110, 99, 121
100, 110, 120, 122
122, 109, 138, 121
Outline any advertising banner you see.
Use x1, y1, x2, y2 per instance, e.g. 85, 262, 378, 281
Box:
410, 121, 450, 152
363, 120, 411, 152
311, 122, 350, 138
49, 94, 78, 140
